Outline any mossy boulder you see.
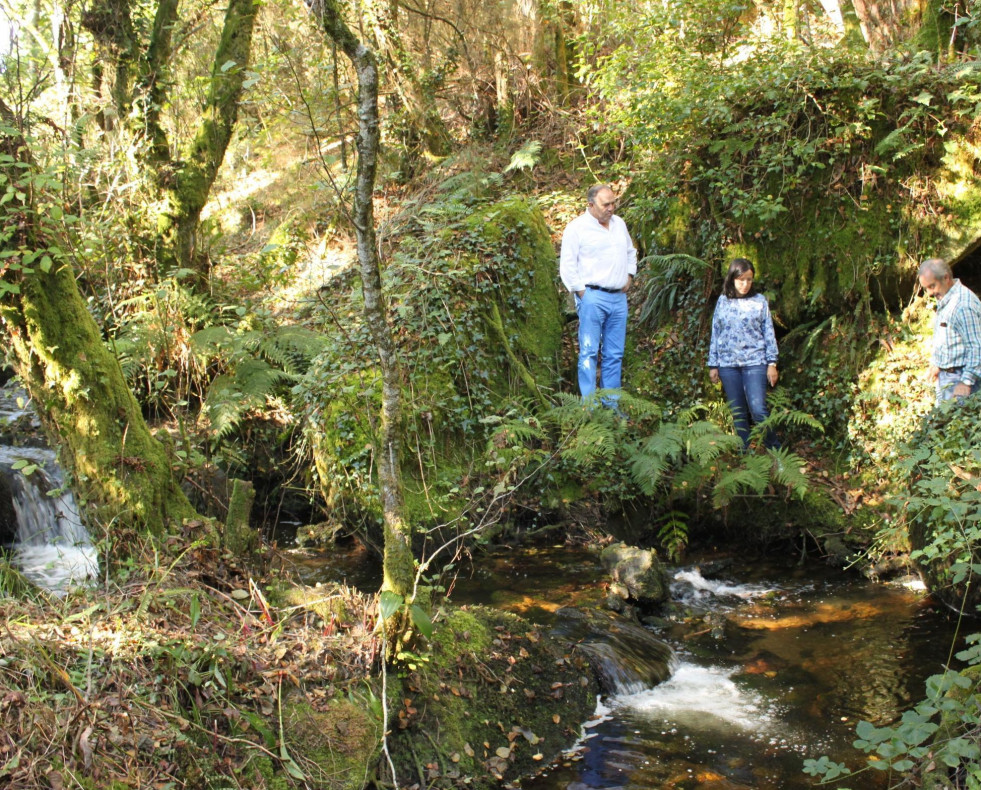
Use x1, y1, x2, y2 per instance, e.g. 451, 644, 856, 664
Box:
302, 194, 563, 530
600, 542, 670, 609
386, 604, 599, 788
278, 693, 383, 790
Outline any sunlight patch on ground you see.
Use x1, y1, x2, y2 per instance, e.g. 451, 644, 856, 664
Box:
202, 168, 282, 231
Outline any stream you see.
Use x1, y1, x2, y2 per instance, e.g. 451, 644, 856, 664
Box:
286, 541, 965, 790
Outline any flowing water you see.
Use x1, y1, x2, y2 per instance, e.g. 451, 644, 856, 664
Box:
286, 542, 965, 789
0, 388, 98, 594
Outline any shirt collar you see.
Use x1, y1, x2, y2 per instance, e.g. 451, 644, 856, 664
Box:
938, 279, 962, 309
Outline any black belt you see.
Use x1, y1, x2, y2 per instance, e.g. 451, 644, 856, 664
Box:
586, 284, 622, 294
940, 366, 964, 373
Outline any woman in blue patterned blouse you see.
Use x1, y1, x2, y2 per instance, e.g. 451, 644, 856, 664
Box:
707, 258, 779, 450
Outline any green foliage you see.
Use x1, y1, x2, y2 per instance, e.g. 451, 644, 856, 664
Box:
893, 396, 981, 612
488, 390, 820, 559
192, 320, 325, 440
580, 4, 981, 321
0, 123, 77, 300
635, 253, 712, 327
805, 642, 981, 787
291, 189, 563, 529
504, 140, 544, 173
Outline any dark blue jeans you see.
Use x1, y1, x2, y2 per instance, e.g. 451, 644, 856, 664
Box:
718, 364, 779, 450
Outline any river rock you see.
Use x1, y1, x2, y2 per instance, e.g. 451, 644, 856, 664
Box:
600, 542, 670, 609
551, 606, 676, 695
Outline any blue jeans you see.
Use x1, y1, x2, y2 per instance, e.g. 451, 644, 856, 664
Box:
575, 289, 628, 400
937, 369, 980, 403
717, 364, 779, 450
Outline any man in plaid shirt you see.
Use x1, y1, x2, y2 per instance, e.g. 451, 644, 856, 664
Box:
918, 257, 981, 403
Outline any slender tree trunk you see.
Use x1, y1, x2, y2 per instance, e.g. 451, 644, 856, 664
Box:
849, 0, 926, 50
154, 0, 260, 281
0, 100, 197, 538
361, 0, 452, 157
133, 0, 180, 166
80, 0, 139, 121
308, 0, 415, 606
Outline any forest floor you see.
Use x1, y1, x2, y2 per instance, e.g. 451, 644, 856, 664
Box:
0, 539, 381, 789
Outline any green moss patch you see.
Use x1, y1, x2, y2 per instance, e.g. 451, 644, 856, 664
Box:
387, 604, 599, 788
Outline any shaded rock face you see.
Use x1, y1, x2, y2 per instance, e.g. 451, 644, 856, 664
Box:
551, 606, 676, 696
600, 542, 670, 610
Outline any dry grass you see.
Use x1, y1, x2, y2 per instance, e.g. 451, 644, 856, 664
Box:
0, 540, 381, 789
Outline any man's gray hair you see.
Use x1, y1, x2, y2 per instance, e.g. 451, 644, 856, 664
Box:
919, 257, 952, 280
587, 184, 611, 204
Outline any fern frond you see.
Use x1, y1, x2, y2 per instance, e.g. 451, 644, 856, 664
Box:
487, 418, 546, 451
559, 421, 619, 468
258, 326, 327, 375
673, 403, 711, 428
656, 510, 690, 563
204, 375, 249, 439
767, 448, 811, 499
615, 390, 662, 422
629, 449, 674, 496
710, 454, 771, 508
753, 399, 824, 437
636, 254, 711, 326
673, 457, 718, 494
504, 140, 544, 173
686, 429, 743, 464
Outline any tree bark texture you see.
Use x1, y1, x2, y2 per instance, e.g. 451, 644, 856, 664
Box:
310, 0, 416, 603
134, 0, 180, 165
0, 101, 197, 538
154, 0, 259, 281
361, 0, 452, 157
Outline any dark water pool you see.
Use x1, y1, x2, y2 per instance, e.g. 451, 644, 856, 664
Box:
284, 542, 965, 789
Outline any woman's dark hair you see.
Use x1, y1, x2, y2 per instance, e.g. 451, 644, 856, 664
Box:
722, 258, 757, 299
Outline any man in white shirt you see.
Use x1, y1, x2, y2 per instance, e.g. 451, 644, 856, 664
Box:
559, 184, 638, 400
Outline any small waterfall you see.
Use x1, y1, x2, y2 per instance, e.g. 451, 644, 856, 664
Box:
0, 395, 98, 595
619, 661, 773, 732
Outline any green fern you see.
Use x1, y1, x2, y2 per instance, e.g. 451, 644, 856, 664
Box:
630, 423, 686, 495
711, 454, 771, 508
560, 420, 620, 468
767, 447, 810, 499
656, 510, 690, 563
751, 390, 824, 442
191, 324, 327, 443
504, 140, 544, 173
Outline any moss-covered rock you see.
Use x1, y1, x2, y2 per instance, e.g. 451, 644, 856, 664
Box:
278, 693, 382, 790
301, 194, 563, 530
600, 541, 670, 608
386, 604, 599, 788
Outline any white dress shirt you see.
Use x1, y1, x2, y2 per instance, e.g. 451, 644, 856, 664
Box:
559, 211, 637, 293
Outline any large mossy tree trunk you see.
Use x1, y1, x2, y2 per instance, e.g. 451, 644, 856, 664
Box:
310, 1, 416, 608
0, 100, 197, 538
